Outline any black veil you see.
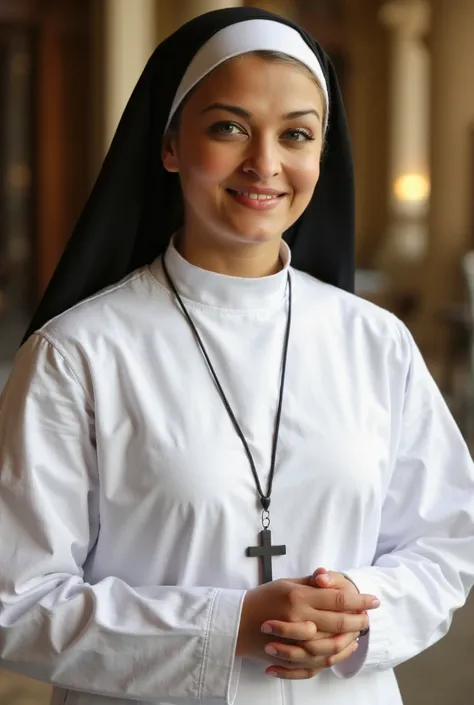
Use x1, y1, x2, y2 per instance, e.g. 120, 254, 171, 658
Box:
23, 6, 354, 342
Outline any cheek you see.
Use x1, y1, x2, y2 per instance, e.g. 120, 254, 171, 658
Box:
179, 140, 238, 191
289, 156, 321, 198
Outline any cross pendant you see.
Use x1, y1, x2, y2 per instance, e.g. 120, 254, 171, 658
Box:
246, 529, 286, 583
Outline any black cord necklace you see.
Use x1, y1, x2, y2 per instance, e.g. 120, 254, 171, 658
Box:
161, 253, 292, 583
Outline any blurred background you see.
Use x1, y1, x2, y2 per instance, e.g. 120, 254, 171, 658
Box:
0, 0, 473, 703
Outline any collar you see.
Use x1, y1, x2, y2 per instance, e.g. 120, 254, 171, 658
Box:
151, 237, 291, 310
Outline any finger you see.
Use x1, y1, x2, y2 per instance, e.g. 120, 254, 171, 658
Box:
264, 642, 323, 665
313, 573, 332, 587
326, 637, 359, 667
261, 620, 318, 641
314, 610, 370, 634
266, 666, 324, 680
308, 589, 379, 613
312, 570, 350, 589
311, 567, 332, 587
304, 631, 358, 657
265, 631, 357, 663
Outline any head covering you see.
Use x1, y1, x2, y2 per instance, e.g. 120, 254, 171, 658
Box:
166, 19, 330, 133
23, 6, 354, 343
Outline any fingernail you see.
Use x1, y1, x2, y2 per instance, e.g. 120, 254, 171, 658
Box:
267, 671, 279, 678
265, 645, 278, 656
318, 574, 330, 584
371, 598, 380, 607
261, 624, 273, 634
353, 641, 359, 652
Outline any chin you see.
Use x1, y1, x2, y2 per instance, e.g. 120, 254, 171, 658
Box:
223, 219, 286, 245
232, 229, 282, 246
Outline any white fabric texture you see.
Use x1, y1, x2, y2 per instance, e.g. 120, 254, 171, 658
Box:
165, 19, 329, 133
0, 241, 473, 705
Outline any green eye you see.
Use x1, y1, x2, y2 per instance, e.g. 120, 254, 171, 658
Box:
283, 129, 315, 142
209, 122, 244, 136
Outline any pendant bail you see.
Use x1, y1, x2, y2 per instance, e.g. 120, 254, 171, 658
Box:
260, 496, 271, 511
262, 509, 271, 529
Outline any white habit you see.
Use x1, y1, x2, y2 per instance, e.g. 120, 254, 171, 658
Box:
0, 242, 473, 705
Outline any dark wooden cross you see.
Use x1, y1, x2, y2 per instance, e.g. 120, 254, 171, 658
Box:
246, 529, 286, 583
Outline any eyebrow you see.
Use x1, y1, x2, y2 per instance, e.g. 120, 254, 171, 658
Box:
201, 103, 321, 122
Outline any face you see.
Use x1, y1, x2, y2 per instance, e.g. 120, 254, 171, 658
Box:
162, 53, 325, 253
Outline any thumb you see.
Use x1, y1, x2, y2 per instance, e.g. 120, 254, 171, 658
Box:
311, 567, 331, 586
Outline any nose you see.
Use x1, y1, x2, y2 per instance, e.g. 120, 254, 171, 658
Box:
242, 136, 281, 180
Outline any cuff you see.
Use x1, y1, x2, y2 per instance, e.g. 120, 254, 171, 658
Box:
200, 588, 246, 704
332, 569, 392, 678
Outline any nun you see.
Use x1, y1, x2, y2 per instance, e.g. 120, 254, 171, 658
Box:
0, 7, 473, 705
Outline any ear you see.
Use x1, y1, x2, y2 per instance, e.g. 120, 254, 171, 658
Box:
161, 131, 180, 173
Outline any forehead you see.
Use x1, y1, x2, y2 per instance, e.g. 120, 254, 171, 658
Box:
182, 53, 324, 114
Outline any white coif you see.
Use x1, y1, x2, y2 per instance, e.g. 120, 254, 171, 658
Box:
165, 19, 329, 133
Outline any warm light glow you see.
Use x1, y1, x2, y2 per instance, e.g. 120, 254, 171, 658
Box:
393, 173, 430, 202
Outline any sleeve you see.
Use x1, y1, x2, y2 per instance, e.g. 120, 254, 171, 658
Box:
0, 334, 245, 703
333, 325, 474, 678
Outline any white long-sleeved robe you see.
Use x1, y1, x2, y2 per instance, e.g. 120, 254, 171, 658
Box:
0, 242, 473, 705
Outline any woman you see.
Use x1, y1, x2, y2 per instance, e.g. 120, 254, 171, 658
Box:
0, 7, 473, 705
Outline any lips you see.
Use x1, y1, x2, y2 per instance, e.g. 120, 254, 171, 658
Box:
227, 189, 285, 200
226, 188, 286, 211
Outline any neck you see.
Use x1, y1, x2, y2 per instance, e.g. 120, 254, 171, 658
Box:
176, 230, 283, 278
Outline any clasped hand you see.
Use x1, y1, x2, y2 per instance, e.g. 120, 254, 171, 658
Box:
237, 568, 380, 680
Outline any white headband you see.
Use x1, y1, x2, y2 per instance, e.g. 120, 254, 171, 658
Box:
165, 19, 329, 133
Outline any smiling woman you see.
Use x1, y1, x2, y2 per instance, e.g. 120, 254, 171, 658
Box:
1, 7, 474, 705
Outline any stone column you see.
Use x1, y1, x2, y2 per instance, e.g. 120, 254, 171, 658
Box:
103, 0, 156, 150
378, 0, 431, 266
419, 0, 474, 351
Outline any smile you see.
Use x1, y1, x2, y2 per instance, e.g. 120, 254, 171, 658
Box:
226, 188, 286, 211
232, 191, 281, 201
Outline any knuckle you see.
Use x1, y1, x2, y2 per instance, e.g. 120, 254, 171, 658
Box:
305, 621, 317, 638
335, 591, 346, 611
288, 607, 301, 623
306, 639, 322, 655
336, 615, 346, 633
285, 648, 298, 662
287, 586, 304, 608
305, 640, 321, 657
286, 588, 306, 621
